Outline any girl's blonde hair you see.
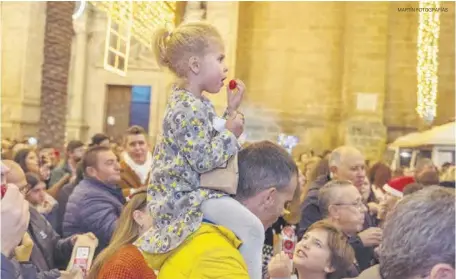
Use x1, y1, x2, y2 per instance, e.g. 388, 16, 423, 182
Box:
154, 22, 223, 77
87, 191, 148, 279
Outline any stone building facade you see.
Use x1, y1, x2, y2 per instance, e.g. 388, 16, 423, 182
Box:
1, 1, 454, 161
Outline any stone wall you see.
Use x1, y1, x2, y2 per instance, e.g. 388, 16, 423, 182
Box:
235, 2, 344, 155
1, 2, 46, 138
235, 1, 455, 160
436, 2, 456, 125
2, 2, 454, 157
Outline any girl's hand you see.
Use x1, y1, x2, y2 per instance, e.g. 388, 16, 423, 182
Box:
225, 112, 244, 138
227, 79, 245, 112
268, 252, 293, 278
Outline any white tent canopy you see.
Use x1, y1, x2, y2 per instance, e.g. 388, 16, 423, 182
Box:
390, 121, 456, 148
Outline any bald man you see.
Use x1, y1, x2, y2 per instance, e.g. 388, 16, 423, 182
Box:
298, 146, 379, 272
3, 160, 29, 194
3, 160, 74, 278
298, 147, 370, 234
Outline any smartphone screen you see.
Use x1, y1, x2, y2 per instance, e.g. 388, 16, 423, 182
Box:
73, 246, 90, 276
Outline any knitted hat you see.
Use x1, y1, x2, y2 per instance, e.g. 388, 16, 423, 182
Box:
383, 176, 416, 198
1, 183, 30, 255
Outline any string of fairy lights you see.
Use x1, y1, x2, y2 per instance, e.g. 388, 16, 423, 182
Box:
416, 0, 441, 124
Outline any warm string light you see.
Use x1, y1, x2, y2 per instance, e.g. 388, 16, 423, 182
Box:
416, 1, 441, 124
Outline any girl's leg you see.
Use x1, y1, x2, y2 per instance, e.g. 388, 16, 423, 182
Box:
202, 197, 265, 279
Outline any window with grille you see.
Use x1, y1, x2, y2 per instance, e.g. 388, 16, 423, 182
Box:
90, 1, 177, 76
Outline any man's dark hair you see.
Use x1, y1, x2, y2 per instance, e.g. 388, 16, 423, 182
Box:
236, 141, 298, 201
66, 140, 85, 153
81, 146, 111, 175
90, 133, 110, 147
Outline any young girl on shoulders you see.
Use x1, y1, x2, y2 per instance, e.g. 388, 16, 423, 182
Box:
135, 22, 264, 279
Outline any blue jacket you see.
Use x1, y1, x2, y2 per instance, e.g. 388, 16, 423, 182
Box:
1, 253, 60, 279
63, 178, 125, 254
1, 253, 38, 279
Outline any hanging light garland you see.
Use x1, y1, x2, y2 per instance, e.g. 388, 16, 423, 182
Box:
416, 0, 441, 124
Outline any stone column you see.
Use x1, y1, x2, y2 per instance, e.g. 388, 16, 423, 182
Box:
338, 2, 389, 161
66, 12, 89, 140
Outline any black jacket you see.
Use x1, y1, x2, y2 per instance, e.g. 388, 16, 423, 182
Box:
28, 207, 73, 277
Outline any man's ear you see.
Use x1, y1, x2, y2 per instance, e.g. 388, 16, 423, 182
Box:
262, 187, 277, 208
327, 204, 339, 219
188, 56, 200, 74
430, 263, 455, 279
324, 265, 335, 274
86, 166, 96, 178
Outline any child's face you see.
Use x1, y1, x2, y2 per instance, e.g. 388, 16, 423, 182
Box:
198, 42, 228, 94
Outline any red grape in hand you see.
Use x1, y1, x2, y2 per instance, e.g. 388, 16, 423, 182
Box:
229, 80, 237, 90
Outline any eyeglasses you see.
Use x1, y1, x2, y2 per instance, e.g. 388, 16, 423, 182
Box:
333, 200, 366, 211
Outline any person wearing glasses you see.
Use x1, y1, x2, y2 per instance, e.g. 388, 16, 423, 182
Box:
25, 172, 59, 232
318, 180, 382, 276
2, 160, 80, 278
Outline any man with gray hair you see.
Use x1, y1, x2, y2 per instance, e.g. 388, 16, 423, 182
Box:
351, 186, 454, 279
380, 186, 454, 279
299, 146, 371, 235
319, 180, 381, 276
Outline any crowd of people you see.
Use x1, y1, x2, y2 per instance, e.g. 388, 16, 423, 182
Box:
1, 21, 455, 279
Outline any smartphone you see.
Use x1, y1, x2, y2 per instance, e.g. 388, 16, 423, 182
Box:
72, 246, 90, 276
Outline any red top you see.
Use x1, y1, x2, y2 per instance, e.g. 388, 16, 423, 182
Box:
97, 244, 157, 279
